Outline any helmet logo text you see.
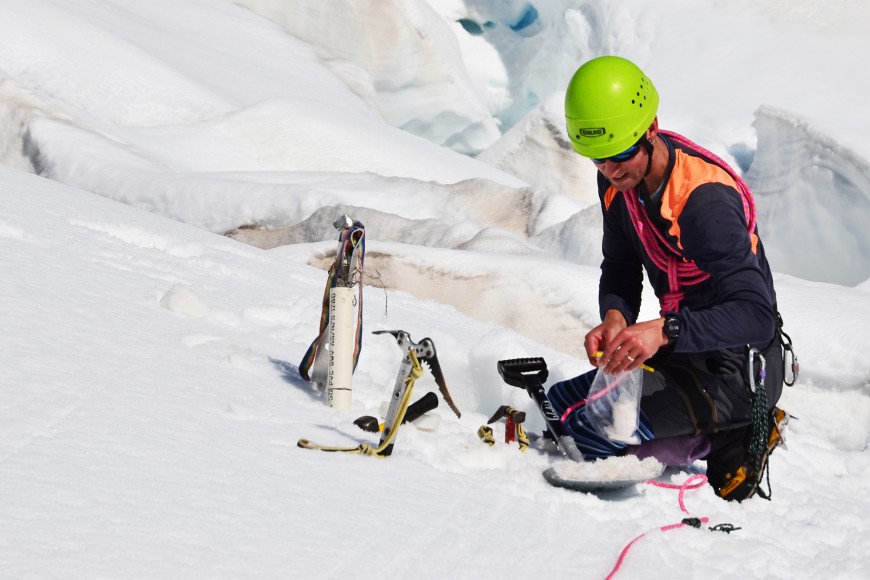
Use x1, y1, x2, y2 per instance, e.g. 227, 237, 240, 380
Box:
579, 128, 606, 137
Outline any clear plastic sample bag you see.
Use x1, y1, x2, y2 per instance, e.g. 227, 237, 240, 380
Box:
585, 367, 643, 444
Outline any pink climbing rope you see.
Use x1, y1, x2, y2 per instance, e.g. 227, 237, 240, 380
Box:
605, 474, 710, 580
622, 130, 757, 314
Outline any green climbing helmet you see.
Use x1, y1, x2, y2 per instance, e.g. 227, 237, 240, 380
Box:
565, 56, 659, 159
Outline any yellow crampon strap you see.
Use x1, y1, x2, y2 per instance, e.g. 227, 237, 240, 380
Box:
297, 350, 425, 457
477, 425, 495, 446
515, 422, 529, 452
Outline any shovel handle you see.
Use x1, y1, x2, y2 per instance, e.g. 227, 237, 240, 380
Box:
497, 357, 549, 388
497, 357, 584, 462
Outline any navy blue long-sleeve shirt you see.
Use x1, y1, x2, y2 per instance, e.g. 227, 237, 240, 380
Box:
597, 133, 777, 353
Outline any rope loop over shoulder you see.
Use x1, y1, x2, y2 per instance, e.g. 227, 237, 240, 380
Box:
622, 131, 757, 314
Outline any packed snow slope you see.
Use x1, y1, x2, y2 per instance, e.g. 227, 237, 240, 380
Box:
1, 0, 869, 578
2, 159, 870, 580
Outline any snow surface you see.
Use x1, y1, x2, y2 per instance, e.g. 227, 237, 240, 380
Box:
1, 1, 869, 578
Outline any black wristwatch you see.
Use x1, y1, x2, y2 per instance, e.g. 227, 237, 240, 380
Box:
664, 314, 681, 346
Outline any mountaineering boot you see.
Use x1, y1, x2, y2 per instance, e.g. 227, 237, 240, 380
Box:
768, 406, 790, 452
706, 407, 790, 501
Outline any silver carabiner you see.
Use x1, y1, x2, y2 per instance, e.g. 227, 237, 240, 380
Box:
747, 347, 766, 394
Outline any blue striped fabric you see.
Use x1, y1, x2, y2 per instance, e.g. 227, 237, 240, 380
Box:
547, 370, 655, 459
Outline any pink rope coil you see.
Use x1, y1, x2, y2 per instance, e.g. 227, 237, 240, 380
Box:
622, 131, 757, 314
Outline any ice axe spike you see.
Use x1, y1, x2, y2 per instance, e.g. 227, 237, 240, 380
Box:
352, 415, 380, 433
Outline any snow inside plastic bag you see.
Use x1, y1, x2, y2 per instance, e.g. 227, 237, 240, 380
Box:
585, 367, 643, 444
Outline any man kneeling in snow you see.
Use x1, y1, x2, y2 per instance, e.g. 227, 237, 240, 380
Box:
549, 56, 790, 501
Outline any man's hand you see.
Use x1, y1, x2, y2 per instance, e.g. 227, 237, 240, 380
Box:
589, 314, 669, 374
584, 310, 628, 367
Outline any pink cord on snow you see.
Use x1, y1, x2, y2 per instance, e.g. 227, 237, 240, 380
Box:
645, 473, 708, 514
605, 474, 710, 580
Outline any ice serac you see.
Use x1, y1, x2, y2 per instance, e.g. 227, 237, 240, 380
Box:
425, 0, 630, 130
747, 106, 870, 287
233, 0, 501, 155
477, 92, 599, 207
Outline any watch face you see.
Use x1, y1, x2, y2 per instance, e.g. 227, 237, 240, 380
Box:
665, 317, 680, 338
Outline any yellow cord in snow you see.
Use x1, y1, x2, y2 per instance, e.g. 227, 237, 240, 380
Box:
297, 349, 424, 457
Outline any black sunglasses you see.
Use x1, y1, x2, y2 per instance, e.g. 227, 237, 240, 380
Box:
591, 141, 643, 165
